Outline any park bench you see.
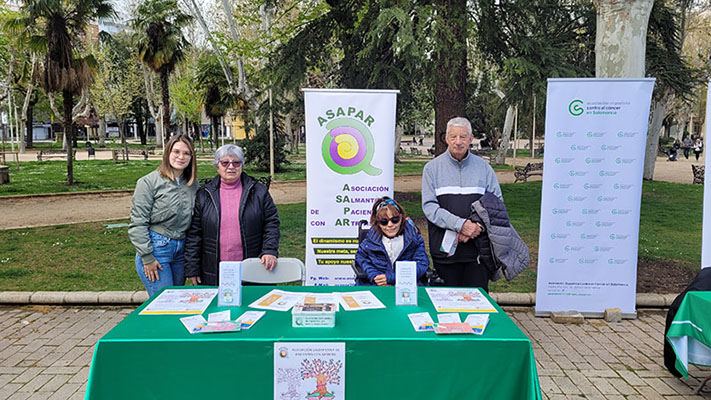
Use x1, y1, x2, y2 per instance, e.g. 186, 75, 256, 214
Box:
112, 148, 149, 162
470, 148, 492, 161
514, 162, 544, 183
692, 165, 704, 185
0, 151, 20, 169
410, 147, 422, 155
37, 149, 75, 161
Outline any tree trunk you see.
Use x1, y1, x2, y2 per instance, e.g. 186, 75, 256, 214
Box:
160, 69, 171, 139
643, 93, 672, 180
593, 0, 654, 77
119, 117, 129, 162
25, 100, 34, 148
433, 0, 467, 156
394, 123, 404, 163
494, 104, 516, 165
98, 118, 106, 147
63, 90, 75, 185
285, 111, 294, 153
210, 115, 218, 150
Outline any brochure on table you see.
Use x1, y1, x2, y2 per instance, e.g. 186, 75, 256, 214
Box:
218, 261, 242, 307
336, 291, 386, 311
425, 288, 497, 313
408, 312, 434, 332
249, 289, 306, 312
464, 314, 490, 335
274, 342, 345, 400
140, 289, 218, 315
179, 315, 241, 334
395, 261, 417, 306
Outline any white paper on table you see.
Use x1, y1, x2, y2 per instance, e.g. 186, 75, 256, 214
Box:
274, 342, 345, 400
408, 312, 435, 332
248, 289, 305, 312
300, 293, 341, 311
335, 291, 386, 311
208, 310, 231, 322
140, 289, 218, 315
395, 261, 418, 306
425, 287, 497, 313
440, 229, 458, 256
180, 315, 206, 334
464, 314, 490, 335
437, 313, 461, 323
236, 310, 266, 329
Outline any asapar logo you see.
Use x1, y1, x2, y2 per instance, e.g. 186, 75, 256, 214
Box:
321, 117, 381, 176
568, 99, 584, 116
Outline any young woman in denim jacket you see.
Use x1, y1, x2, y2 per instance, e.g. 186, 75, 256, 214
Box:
128, 134, 198, 296
355, 197, 429, 286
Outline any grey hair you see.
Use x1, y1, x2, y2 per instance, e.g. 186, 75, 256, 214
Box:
446, 117, 472, 136
214, 144, 245, 168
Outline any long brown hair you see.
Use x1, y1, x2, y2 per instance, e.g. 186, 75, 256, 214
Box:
369, 197, 407, 237
158, 134, 197, 185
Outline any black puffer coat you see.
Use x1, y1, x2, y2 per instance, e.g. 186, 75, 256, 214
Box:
184, 173, 279, 285
469, 191, 529, 281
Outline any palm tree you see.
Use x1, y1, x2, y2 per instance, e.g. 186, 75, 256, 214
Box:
196, 54, 234, 149
130, 0, 192, 141
21, 0, 114, 184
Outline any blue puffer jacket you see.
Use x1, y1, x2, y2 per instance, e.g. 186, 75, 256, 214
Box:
355, 221, 429, 285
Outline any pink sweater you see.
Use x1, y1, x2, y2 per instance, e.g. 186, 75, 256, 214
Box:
219, 179, 244, 262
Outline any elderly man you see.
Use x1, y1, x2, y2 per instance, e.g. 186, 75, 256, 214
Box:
421, 117, 502, 291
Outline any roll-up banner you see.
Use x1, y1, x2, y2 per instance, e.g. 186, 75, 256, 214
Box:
535, 78, 655, 316
701, 81, 711, 270
303, 89, 398, 286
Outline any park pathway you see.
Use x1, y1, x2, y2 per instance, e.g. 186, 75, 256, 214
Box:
0, 155, 701, 230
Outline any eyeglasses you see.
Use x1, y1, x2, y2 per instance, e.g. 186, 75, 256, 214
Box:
219, 160, 242, 168
171, 149, 192, 157
378, 216, 401, 226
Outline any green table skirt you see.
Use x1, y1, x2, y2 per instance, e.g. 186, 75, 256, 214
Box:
86, 286, 542, 399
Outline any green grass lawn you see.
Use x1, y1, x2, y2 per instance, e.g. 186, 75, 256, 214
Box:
0, 159, 432, 196
0, 181, 701, 292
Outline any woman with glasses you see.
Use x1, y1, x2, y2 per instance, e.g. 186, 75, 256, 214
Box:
185, 144, 280, 285
355, 197, 429, 286
128, 134, 198, 296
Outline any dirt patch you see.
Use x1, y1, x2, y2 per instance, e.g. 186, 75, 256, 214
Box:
637, 259, 697, 294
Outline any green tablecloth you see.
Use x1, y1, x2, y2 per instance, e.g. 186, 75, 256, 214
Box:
666, 291, 711, 378
85, 286, 541, 399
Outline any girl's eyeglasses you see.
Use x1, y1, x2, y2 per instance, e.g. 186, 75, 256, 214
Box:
378, 216, 401, 226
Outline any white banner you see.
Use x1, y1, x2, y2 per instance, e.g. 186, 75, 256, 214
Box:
535, 78, 655, 315
303, 89, 397, 286
701, 81, 711, 270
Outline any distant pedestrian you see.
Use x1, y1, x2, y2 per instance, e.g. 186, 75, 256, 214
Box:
694, 138, 703, 161
682, 137, 692, 159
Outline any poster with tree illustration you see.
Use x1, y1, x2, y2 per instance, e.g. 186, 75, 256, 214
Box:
274, 342, 345, 400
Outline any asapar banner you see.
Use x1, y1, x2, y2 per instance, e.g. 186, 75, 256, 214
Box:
535, 78, 655, 316
303, 89, 398, 286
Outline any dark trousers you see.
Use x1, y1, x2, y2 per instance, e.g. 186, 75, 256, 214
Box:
433, 260, 489, 292
683, 147, 690, 159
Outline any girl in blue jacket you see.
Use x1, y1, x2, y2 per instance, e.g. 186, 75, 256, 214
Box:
355, 197, 429, 286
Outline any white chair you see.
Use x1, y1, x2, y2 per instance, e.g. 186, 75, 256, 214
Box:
241, 257, 305, 285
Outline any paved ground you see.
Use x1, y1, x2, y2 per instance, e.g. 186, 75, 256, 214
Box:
0, 305, 708, 399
